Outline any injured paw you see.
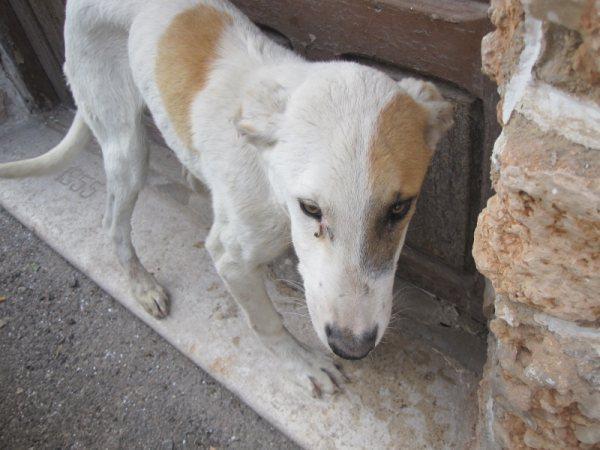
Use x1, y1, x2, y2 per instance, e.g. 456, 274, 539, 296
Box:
129, 272, 169, 319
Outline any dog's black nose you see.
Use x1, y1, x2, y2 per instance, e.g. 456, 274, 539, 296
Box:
325, 325, 378, 360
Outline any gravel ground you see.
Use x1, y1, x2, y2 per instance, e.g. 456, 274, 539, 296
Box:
0, 207, 297, 449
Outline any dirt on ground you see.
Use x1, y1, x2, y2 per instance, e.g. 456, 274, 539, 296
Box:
0, 207, 298, 449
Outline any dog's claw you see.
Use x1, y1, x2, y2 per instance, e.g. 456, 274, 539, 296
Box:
309, 376, 323, 399
130, 275, 169, 319
301, 360, 344, 398
334, 363, 351, 383
152, 297, 168, 318
322, 368, 342, 391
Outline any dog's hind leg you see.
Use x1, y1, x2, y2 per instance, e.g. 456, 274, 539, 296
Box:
64, 20, 168, 318
88, 110, 168, 318
99, 122, 169, 318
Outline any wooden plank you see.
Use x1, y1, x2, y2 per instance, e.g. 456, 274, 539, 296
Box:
0, 0, 58, 108
7, 0, 71, 104
26, 0, 66, 64
385, 0, 489, 20
231, 0, 493, 96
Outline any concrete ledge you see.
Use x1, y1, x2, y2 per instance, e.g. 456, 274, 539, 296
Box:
0, 109, 484, 449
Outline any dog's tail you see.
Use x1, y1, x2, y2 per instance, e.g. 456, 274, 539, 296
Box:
0, 111, 92, 178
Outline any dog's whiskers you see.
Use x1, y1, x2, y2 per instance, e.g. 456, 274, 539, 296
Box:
276, 278, 305, 293
278, 297, 306, 305
279, 301, 307, 308
282, 311, 310, 319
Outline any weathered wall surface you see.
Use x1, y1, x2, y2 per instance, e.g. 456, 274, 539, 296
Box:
474, 0, 600, 448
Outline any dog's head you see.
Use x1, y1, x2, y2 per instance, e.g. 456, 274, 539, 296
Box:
236, 63, 453, 359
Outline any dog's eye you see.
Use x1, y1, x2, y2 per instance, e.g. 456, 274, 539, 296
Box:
299, 199, 322, 220
389, 198, 413, 222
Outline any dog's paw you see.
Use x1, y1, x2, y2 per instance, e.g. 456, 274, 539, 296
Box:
265, 333, 349, 398
298, 351, 348, 398
130, 274, 169, 319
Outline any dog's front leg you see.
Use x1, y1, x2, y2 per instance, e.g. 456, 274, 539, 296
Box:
210, 248, 346, 397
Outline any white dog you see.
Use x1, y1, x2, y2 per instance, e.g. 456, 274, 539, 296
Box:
0, 0, 452, 396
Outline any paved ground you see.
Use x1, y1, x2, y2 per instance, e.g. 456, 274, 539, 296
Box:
0, 207, 297, 449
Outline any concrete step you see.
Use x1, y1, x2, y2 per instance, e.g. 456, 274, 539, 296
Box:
0, 108, 485, 449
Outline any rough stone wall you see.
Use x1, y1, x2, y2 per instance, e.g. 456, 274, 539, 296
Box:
474, 1, 600, 448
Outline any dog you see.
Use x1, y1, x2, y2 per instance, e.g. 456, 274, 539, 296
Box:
0, 0, 453, 396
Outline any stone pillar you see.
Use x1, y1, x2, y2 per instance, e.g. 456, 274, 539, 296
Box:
474, 0, 600, 448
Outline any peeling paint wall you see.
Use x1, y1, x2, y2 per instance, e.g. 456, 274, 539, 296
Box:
474, 0, 600, 448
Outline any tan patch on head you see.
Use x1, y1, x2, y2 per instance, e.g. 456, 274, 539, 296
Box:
156, 6, 232, 148
361, 94, 433, 274
369, 94, 432, 198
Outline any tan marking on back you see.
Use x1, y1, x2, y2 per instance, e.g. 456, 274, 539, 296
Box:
156, 6, 232, 148
369, 94, 432, 198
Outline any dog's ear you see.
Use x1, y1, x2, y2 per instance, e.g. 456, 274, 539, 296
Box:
397, 78, 454, 149
235, 78, 288, 147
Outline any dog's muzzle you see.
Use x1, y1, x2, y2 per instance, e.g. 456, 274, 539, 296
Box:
325, 325, 378, 360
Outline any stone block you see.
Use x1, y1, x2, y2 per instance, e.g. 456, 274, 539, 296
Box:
481, 296, 600, 448
535, 23, 600, 103
476, 1, 600, 448
473, 115, 599, 322
527, 0, 589, 31
529, 0, 600, 88
482, 0, 526, 86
